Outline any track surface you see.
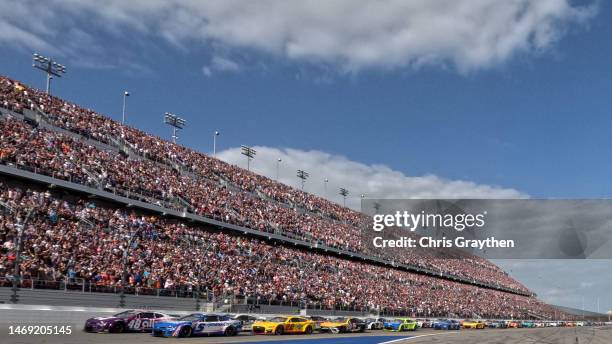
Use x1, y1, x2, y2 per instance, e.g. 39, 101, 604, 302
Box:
2, 326, 611, 344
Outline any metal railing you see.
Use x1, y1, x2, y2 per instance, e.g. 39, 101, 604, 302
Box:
0, 277, 215, 301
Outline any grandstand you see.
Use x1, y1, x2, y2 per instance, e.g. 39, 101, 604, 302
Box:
0, 75, 568, 319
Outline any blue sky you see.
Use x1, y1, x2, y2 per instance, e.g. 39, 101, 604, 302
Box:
0, 0, 608, 199
1, 0, 611, 311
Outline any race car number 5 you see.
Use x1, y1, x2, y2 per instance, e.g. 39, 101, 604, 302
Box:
8, 325, 72, 335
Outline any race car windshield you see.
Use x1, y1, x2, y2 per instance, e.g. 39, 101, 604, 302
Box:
268, 317, 287, 322
179, 314, 203, 322
113, 311, 138, 318
334, 318, 348, 322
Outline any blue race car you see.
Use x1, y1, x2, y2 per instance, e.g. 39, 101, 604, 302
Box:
433, 319, 461, 330
152, 313, 241, 337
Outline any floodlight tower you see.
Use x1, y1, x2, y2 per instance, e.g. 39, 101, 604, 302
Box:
213, 131, 220, 156
241, 145, 256, 170
296, 169, 309, 190
324, 178, 329, 197
339, 188, 349, 206
276, 158, 282, 180
122, 91, 130, 124
32, 53, 66, 95
164, 112, 186, 143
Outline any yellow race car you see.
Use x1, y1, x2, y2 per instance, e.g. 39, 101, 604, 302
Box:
462, 320, 485, 329
252, 316, 314, 335
320, 317, 367, 333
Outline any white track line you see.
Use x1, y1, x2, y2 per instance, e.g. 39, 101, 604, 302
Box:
378, 332, 458, 344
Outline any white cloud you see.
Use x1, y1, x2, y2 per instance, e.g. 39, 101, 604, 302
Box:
494, 260, 612, 312
216, 146, 526, 209
202, 56, 241, 77
0, 0, 597, 73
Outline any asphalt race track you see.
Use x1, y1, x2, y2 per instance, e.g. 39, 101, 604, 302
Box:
2, 327, 612, 344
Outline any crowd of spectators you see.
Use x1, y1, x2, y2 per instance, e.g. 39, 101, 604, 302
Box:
0, 75, 529, 294
0, 181, 562, 319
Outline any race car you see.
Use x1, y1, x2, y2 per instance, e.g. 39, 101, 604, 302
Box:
486, 321, 507, 329
84, 310, 174, 333
152, 313, 241, 337
416, 319, 432, 328
364, 318, 384, 330
252, 316, 314, 335
521, 321, 536, 328
507, 321, 522, 328
305, 315, 328, 331
462, 320, 485, 329
383, 318, 418, 331
320, 317, 367, 333
233, 314, 259, 331
433, 319, 461, 330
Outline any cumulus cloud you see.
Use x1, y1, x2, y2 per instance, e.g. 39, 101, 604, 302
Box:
216, 146, 526, 209
0, 0, 597, 72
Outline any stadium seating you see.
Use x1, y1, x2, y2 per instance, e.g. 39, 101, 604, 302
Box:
1, 75, 562, 318
0, 75, 530, 294
0, 179, 561, 319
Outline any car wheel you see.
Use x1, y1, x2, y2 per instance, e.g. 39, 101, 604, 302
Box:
275, 326, 284, 335
224, 326, 236, 336
304, 326, 313, 335
359, 326, 365, 333
178, 326, 192, 338
109, 322, 124, 333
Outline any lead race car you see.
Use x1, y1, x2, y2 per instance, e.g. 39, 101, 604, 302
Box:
152, 313, 241, 337
84, 310, 175, 333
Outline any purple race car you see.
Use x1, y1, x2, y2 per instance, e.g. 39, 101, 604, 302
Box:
84, 310, 175, 333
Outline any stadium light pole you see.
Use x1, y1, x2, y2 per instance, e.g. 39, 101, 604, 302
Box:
213, 131, 220, 157
122, 91, 130, 124
339, 188, 349, 207
241, 145, 256, 171
11, 208, 33, 304
32, 53, 66, 95
297, 169, 309, 190
276, 158, 282, 180
164, 112, 186, 144
324, 178, 329, 197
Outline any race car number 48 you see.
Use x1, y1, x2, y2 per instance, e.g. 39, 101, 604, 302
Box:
8, 325, 72, 335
